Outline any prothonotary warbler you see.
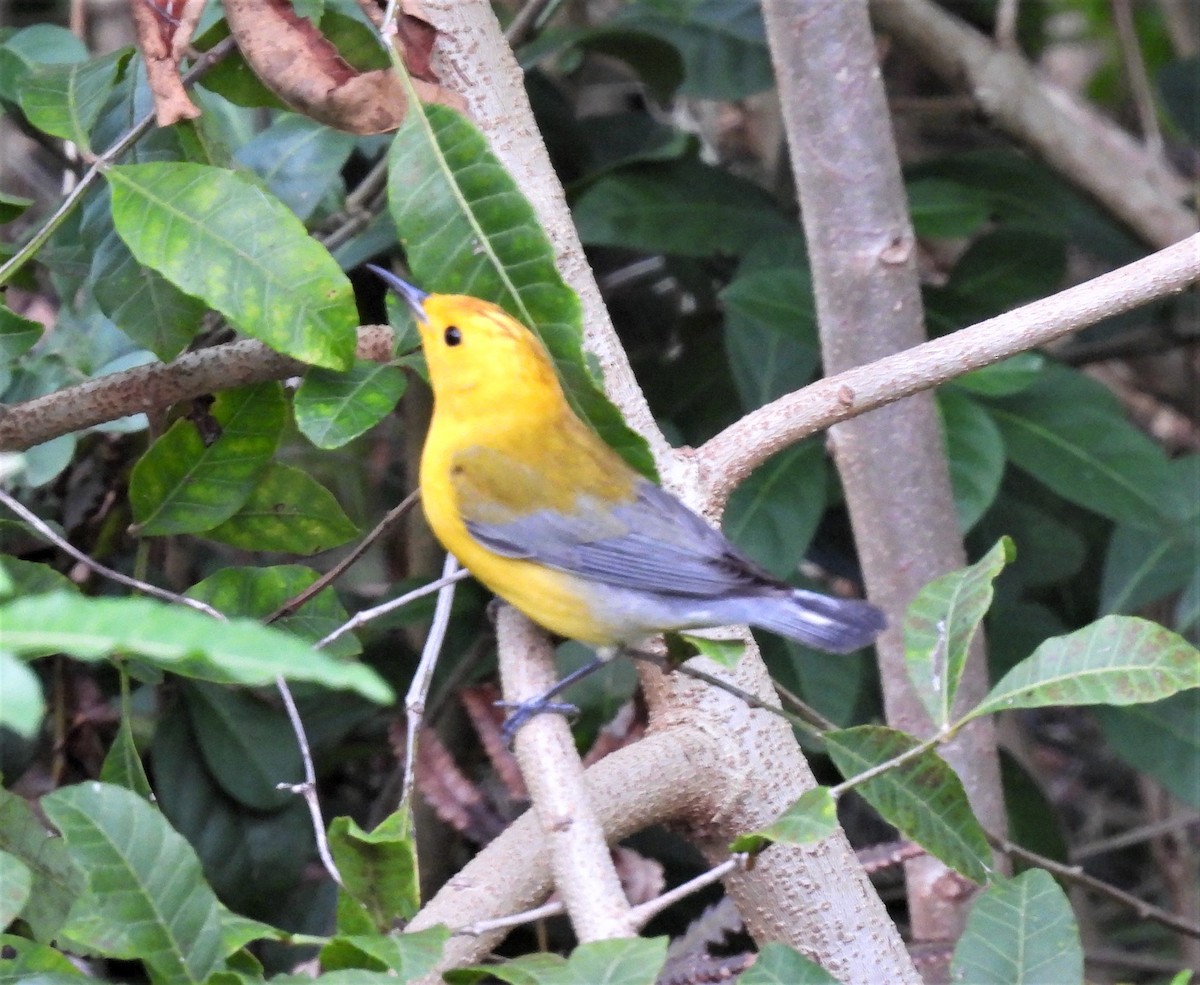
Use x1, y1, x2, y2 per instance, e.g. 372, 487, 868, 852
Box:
369, 265, 885, 656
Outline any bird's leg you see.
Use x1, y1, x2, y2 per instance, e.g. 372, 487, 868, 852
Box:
497, 646, 619, 744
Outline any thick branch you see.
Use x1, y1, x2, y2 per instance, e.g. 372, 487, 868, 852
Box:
0, 327, 394, 452
697, 232, 1200, 511
869, 0, 1197, 249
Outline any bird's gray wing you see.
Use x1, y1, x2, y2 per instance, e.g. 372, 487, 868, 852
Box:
465, 478, 775, 599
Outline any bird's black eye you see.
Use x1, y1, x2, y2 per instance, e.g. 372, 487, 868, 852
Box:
444, 326, 462, 346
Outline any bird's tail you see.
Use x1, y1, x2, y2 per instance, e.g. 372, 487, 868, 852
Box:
749, 588, 886, 654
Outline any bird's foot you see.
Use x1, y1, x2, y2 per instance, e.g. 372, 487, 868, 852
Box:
496, 697, 579, 745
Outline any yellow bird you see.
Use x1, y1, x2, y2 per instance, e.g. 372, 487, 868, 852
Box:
370, 266, 884, 656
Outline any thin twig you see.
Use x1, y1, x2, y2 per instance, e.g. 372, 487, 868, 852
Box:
628, 857, 743, 930
276, 674, 344, 887
313, 565, 470, 649
266, 489, 421, 623
504, 0, 561, 46
0, 487, 223, 618
400, 554, 462, 813
988, 830, 1200, 940
461, 900, 565, 937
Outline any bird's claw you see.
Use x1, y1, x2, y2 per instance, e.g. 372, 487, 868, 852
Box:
496, 697, 579, 744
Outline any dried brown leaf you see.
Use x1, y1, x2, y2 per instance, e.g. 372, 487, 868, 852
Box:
128, 0, 203, 126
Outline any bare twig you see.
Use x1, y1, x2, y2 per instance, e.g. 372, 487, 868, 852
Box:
314, 564, 470, 649
266, 489, 421, 623
399, 553, 461, 813
0, 487, 223, 618
989, 831, 1200, 939
275, 675, 344, 887
461, 900, 565, 936
628, 858, 744, 930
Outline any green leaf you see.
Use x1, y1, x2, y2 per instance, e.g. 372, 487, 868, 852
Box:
825, 725, 991, 884
129, 382, 285, 536
0, 190, 35, 224
329, 812, 420, 930
0, 651, 44, 738
987, 366, 1187, 530
938, 390, 1004, 532
972, 616, 1200, 719
573, 157, 792, 258
295, 361, 408, 449
205, 461, 360, 555
0, 25, 87, 103
738, 942, 841, 985
1093, 691, 1200, 809
183, 681, 304, 811
0, 851, 32, 930
927, 228, 1066, 329
452, 937, 668, 985
99, 712, 153, 800
951, 870, 1082, 985
905, 177, 992, 239
17, 48, 131, 152
90, 222, 206, 359
734, 787, 838, 853
320, 926, 449, 977
234, 115, 356, 221
186, 564, 362, 660
1101, 456, 1200, 616
952, 353, 1045, 397
723, 441, 826, 579
720, 268, 819, 410
1, 592, 392, 703
679, 634, 746, 670
0, 933, 87, 980
613, 0, 771, 99
388, 102, 653, 476
41, 782, 225, 983
905, 538, 1013, 729
0, 303, 43, 360
107, 162, 357, 369
0, 786, 85, 942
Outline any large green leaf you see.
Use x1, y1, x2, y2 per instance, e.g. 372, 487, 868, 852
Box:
987, 366, 1187, 531
720, 267, 819, 410
0, 934, 87, 981
0, 787, 84, 943
41, 783, 225, 983
971, 616, 1199, 719
186, 564, 362, 660
938, 390, 1005, 532
321, 926, 450, 978
905, 538, 1013, 729
1093, 691, 1200, 809
738, 942, 841, 985
205, 461, 360, 555
17, 48, 131, 152
573, 157, 793, 258
951, 870, 1082, 985
388, 103, 653, 476
1101, 456, 1200, 616
183, 681, 304, 811
0, 651, 44, 738
0, 25, 87, 103
613, 0, 771, 100
0, 303, 43, 360
295, 361, 408, 449
233, 115, 356, 222
107, 162, 357, 369
0, 851, 32, 932
328, 813, 420, 930
0, 592, 392, 703
825, 726, 992, 884
723, 441, 826, 579
129, 382, 285, 536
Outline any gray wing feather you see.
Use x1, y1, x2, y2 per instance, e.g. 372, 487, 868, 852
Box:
466, 481, 777, 598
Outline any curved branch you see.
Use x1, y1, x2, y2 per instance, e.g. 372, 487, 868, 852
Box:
696, 231, 1200, 512
0, 327, 394, 452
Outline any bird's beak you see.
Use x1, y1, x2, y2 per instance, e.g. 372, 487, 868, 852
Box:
366, 264, 429, 323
